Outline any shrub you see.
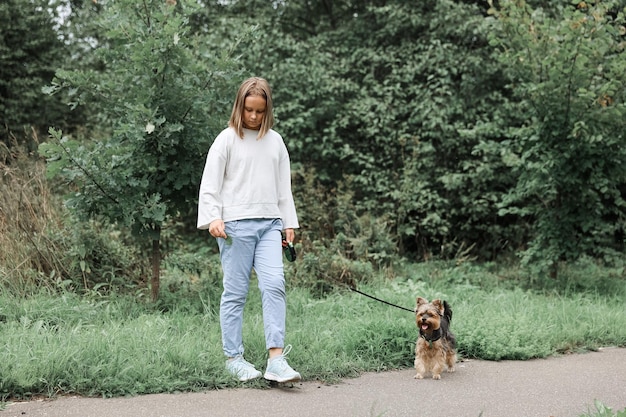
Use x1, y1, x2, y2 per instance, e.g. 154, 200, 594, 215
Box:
0, 147, 146, 296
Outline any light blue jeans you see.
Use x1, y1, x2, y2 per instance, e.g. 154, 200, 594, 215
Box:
217, 218, 286, 358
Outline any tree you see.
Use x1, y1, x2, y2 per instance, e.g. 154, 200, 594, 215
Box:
41, 0, 244, 300
489, 0, 626, 275
0, 0, 75, 150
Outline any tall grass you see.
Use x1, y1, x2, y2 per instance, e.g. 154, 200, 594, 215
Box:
0, 150, 147, 296
1, 266, 625, 400
0, 150, 65, 294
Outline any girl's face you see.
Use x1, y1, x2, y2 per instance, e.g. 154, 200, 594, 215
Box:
242, 95, 266, 130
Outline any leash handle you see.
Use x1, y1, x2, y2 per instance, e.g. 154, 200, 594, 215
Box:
281, 238, 296, 262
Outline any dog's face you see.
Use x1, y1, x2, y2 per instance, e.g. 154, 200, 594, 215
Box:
415, 297, 444, 333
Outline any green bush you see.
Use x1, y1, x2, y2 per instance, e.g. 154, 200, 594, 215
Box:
159, 250, 223, 315
48, 217, 147, 294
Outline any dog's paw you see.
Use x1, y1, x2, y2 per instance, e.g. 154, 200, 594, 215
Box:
414, 373, 424, 380
432, 374, 441, 380
447, 366, 456, 373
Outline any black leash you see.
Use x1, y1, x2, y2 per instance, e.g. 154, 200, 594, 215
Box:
348, 286, 415, 313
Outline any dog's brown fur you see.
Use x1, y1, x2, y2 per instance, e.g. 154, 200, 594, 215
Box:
414, 297, 456, 380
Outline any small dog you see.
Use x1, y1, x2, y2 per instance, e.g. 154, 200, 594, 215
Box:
414, 297, 456, 380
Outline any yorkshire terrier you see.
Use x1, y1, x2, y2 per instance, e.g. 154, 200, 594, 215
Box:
414, 297, 456, 380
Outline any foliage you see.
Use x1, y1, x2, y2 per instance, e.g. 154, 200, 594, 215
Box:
0, 148, 146, 295
489, 0, 626, 275
39, 0, 245, 299
0, 147, 65, 294
49, 217, 148, 294
0, 0, 80, 150
3, 0, 626, 290
185, 0, 625, 269
41, 0, 240, 239
287, 168, 396, 295
158, 249, 223, 314
231, 0, 529, 262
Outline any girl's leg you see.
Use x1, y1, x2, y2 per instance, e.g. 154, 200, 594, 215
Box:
253, 219, 286, 351
252, 219, 301, 383
219, 220, 255, 358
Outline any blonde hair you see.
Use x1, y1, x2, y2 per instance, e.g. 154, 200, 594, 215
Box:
228, 77, 275, 139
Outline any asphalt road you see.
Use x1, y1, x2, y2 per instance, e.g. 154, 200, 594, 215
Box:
5, 347, 626, 417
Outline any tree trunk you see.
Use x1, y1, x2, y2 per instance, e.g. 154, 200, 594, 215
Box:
151, 236, 161, 302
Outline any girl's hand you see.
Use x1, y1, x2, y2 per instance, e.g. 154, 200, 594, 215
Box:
284, 228, 295, 244
209, 219, 227, 239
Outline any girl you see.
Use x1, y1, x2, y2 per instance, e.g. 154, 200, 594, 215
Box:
197, 77, 301, 383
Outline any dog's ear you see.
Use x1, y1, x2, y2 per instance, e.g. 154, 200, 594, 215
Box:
432, 299, 445, 316
416, 297, 428, 307
443, 300, 453, 322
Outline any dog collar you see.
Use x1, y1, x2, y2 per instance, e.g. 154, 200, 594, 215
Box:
420, 328, 442, 344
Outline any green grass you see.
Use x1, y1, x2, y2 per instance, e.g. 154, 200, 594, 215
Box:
0, 262, 625, 401
581, 401, 626, 417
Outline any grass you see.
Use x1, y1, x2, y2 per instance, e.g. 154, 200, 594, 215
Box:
1, 262, 625, 401
581, 401, 626, 417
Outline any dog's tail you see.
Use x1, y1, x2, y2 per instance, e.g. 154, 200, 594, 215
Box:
443, 300, 453, 322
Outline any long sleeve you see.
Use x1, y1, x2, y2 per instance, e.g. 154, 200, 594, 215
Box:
197, 132, 228, 230
277, 142, 299, 229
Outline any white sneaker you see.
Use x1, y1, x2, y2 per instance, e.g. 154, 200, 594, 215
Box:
263, 345, 302, 383
226, 356, 262, 382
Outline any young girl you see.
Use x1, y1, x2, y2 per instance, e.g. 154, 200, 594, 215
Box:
197, 77, 301, 383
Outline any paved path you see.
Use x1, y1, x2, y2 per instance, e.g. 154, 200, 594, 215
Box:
5, 347, 626, 417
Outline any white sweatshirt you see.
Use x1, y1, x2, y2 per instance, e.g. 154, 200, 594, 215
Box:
197, 127, 299, 230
